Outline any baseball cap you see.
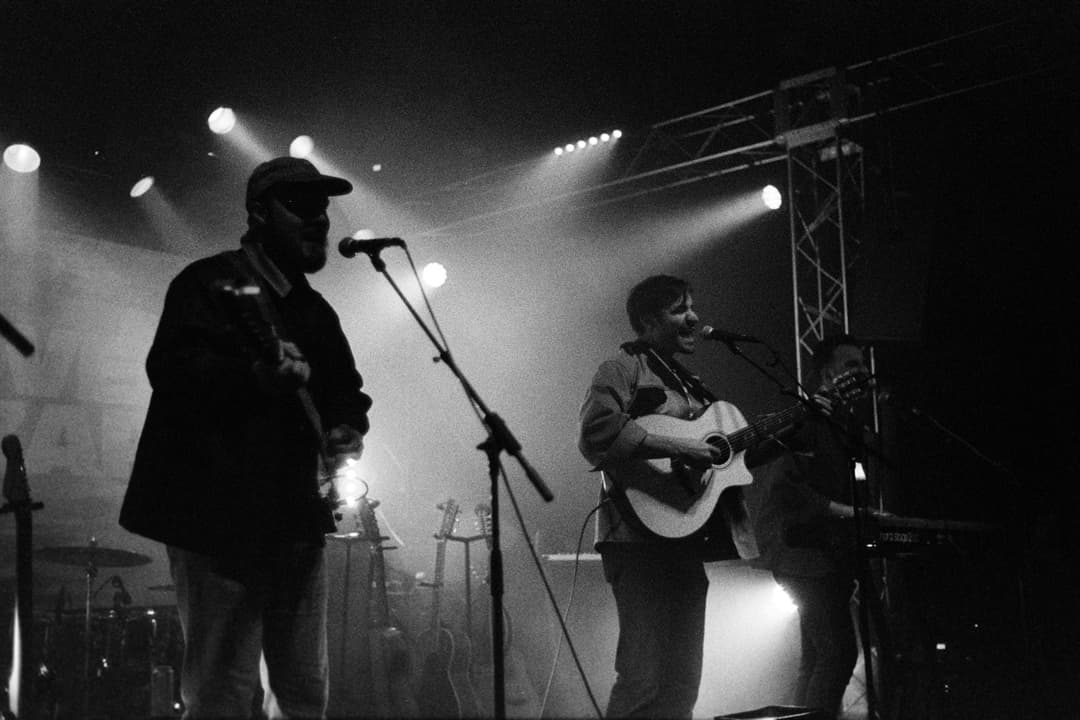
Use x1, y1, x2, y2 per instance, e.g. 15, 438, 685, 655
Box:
245, 156, 352, 210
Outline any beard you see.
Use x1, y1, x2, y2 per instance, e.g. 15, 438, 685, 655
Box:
299, 238, 328, 273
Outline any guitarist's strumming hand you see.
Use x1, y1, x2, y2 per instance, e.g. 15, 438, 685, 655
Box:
254, 340, 311, 394
639, 434, 723, 470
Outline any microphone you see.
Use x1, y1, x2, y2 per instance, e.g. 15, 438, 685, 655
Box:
699, 325, 761, 344
338, 236, 405, 258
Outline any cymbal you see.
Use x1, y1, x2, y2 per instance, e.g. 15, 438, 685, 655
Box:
35, 545, 152, 568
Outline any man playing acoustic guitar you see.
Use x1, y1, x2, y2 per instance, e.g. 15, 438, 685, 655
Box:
120, 157, 372, 719
578, 274, 757, 719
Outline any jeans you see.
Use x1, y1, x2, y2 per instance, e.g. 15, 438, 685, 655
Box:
601, 546, 709, 719
775, 573, 858, 720
167, 543, 329, 719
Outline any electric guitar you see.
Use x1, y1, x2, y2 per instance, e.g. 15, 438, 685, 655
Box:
217, 281, 342, 513
616, 370, 873, 538
2, 435, 44, 720
416, 500, 463, 719
358, 497, 419, 718
471, 504, 541, 717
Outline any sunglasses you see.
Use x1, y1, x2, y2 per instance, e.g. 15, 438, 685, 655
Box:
275, 193, 329, 220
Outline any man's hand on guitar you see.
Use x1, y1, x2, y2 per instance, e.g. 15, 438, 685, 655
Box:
640, 434, 721, 470
254, 340, 311, 394
676, 438, 725, 470
327, 424, 364, 465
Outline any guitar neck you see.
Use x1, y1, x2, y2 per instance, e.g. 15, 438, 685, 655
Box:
728, 401, 810, 454
428, 539, 448, 632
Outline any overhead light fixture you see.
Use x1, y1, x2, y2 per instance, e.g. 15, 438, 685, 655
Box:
554, 129, 623, 158
289, 135, 314, 158
761, 184, 783, 210
130, 177, 155, 198
3, 144, 41, 173
207, 107, 236, 135
421, 262, 448, 288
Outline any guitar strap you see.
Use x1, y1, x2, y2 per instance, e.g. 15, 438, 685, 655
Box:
224, 248, 297, 345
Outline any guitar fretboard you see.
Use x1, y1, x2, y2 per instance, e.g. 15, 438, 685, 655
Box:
728, 402, 810, 453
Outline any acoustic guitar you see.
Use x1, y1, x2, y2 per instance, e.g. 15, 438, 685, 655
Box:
357, 497, 419, 718
416, 500, 465, 719
615, 370, 872, 538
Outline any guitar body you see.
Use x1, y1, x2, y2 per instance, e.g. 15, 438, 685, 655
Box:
357, 498, 418, 718
416, 626, 460, 718
416, 499, 466, 718
471, 646, 541, 719
370, 625, 419, 718
469, 505, 541, 718
619, 401, 754, 539
447, 629, 481, 718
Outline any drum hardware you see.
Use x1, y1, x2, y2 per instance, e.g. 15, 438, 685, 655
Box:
35, 538, 152, 719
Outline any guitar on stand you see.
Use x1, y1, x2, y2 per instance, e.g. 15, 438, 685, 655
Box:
2, 435, 44, 720
356, 497, 419, 718
416, 500, 476, 719
471, 504, 539, 717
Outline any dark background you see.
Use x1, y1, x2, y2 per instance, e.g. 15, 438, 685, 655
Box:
3, 2, 1079, 717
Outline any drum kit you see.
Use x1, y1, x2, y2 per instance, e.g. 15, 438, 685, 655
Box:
26, 539, 182, 720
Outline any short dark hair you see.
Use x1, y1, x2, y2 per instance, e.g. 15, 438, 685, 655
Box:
626, 275, 691, 335
810, 333, 862, 376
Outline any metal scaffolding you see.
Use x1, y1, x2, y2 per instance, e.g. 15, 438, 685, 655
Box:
411, 15, 1073, 376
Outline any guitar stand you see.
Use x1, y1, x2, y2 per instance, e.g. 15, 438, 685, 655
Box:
328, 518, 396, 681
356, 242, 555, 720
446, 531, 485, 662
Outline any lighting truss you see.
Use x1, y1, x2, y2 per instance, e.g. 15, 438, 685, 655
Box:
412, 14, 1073, 379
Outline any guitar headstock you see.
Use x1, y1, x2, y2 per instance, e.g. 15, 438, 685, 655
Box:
824, 369, 874, 407
474, 503, 492, 550
2, 434, 28, 505
434, 499, 460, 541
215, 281, 281, 364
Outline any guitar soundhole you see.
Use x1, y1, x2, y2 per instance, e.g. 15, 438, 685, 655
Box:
706, 434, 732, 466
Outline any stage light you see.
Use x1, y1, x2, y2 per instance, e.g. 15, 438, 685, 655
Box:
576, 140, 586, 149
565, 144, 575, 153
3, 144, 41, 173
421, 262, 447, 288
554, 147, 563, 156
129, 177, 155, 198
336, 458, 368, 508
589, 136, 599, 146
289, 135, 314, 159
612, 129, 623, 139
372, 164, 382, 172
600, 133, 611, 142
207, 107, 236, 134
761, 184, 783, 210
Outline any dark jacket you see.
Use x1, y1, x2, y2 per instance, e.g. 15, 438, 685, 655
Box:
119, 247, 372, 558
753, 415, 863, 577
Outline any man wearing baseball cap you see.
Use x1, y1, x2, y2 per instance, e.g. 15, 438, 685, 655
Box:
121, 156, 372, 718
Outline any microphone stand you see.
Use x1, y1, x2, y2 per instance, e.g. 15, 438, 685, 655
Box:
0, 310, 35, 357
715, 337, 885, 720
358, 248, 554, 720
